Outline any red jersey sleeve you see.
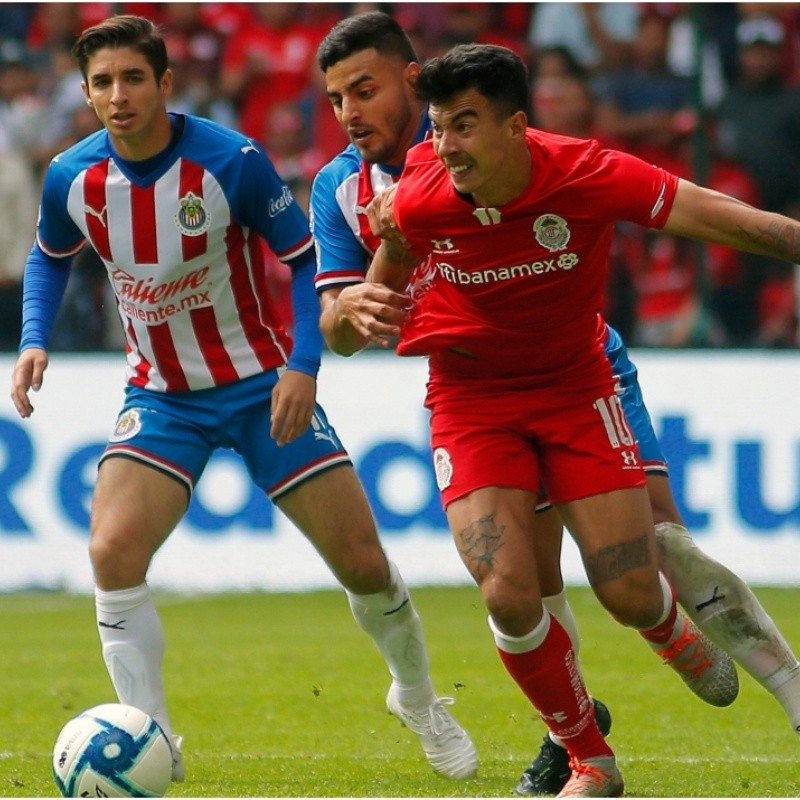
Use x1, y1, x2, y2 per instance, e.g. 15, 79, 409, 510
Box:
572, 143, 679, 229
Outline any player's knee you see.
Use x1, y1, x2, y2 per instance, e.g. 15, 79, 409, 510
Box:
594, 572, 664, 629
89, 532, 150, 589
333, 543, 390, 594
481, 580, 543, 636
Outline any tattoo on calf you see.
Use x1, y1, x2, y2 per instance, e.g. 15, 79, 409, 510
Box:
584, 533, 651, 586
456, 514, 505, 574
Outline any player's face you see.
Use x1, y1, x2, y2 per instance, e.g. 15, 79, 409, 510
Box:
429, 89, 530, 207
325, 48, 421, 167
82, 46, 173, 160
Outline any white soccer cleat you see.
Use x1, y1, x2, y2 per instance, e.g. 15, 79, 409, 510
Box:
386, 682, 478, 779
170, 734, 185, 782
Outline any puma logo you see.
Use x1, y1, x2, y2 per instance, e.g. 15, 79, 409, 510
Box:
695, 586, 726, 613
98, 619, 126, 630
84, 204, 108, 228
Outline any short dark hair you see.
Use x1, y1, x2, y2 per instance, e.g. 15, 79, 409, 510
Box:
72, 15, 168, 82
317, 10, 418, 72
415, 44, 529, 120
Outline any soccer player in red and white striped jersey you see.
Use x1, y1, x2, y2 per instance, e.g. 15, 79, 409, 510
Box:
9, 15, 478, 785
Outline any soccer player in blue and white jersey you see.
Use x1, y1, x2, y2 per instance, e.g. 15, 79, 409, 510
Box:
312, 11, 800, 797
10, 15, 477, 784
310, 12, 430, 356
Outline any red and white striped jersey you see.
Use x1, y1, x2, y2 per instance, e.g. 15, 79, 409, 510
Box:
37, 114, 313, 392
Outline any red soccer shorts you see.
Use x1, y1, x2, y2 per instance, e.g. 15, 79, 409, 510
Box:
427, 376, 646, 509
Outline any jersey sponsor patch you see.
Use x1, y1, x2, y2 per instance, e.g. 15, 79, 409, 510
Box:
433, 447, 453, 490
109, 409, 144, 442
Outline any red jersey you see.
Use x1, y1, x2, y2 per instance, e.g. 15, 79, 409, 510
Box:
393, 130, 679, 383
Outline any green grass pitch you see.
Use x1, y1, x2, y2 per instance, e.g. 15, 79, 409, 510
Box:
2, 585, 800, 797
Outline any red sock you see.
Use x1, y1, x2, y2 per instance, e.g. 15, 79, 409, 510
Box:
496, 615, 612, 762
640, 592, 679, 645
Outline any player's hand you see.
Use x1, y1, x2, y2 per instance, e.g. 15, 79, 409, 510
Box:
270, 369, 316, 446
366, 184, 411, 250
334, 283, 408, 348
10, 348, 48, 418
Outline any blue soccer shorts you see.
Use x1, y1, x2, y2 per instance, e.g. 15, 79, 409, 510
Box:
100, 369, 351, 501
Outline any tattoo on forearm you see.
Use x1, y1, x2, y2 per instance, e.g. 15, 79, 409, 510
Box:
456, 514, 505, 574
740, 220, 800, 263
584, 534, 651, 586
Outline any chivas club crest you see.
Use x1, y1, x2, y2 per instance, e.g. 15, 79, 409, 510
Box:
109, 409, 143, 442
533, 214, 570, 252
174, 192, 211, 236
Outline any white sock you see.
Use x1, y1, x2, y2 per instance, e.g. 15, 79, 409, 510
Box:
347, 561, 435, 707
94, 583, 174, 741
488, 611, 550, 653
543, 590, 581, 656
656, 521, 800, 729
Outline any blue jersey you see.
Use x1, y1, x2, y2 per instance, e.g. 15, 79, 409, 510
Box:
37, 113, 313, 392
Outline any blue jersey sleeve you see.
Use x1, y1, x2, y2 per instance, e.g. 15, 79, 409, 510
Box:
309, 163, 370, 287
286, 248, 322, 378
36, 157, 88, 257
19, 242, 73, 351
228, 142, 312, 261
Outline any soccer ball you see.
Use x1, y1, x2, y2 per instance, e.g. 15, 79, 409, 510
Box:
52, 703, 172, 797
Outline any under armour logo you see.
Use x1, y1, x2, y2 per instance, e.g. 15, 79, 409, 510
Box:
621, 450, 638, 466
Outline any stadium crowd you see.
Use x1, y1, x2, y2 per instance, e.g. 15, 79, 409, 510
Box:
1, 1, 799, 351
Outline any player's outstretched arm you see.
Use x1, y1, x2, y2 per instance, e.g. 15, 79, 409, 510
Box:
11, 347, 48, 418
664, 178, 800, 263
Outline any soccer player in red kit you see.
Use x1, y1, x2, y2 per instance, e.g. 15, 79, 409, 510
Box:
367, 43, 800, 797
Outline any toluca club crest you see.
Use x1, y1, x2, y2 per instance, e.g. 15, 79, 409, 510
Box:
533, 214, 571, 252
